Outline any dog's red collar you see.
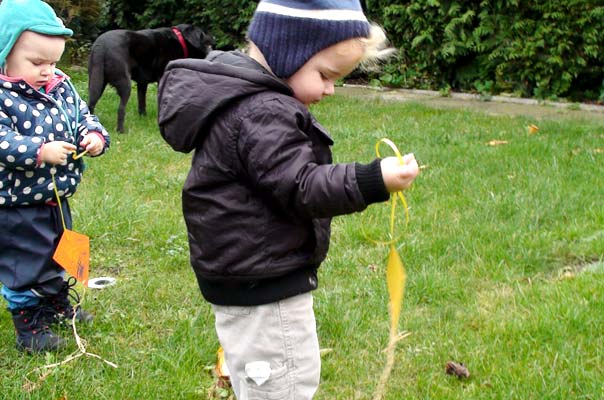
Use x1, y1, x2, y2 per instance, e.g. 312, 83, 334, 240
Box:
171, 27, 189, 58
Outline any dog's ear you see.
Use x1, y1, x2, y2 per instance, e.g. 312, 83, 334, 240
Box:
201, 31, 215, 49
177, 24, 213, 57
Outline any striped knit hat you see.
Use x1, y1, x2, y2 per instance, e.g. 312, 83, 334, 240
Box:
247, 0, 370, 79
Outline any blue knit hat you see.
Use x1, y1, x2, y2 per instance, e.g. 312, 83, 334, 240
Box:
0, 0, 73, 68
247, 0, 370, 79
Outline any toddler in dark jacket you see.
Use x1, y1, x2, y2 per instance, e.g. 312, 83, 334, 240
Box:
0, 0, 110, 353
158, 0, 418, 398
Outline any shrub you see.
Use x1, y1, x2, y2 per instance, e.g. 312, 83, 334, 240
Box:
58, 0, 603, 102
366, 0, 604, 101
98, 0, 255, 50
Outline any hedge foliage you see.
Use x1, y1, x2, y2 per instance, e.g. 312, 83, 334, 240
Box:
46, 0, 103, 60
366, 0, 604, 101
51, 0, 603, 102
97, 0, 255, 49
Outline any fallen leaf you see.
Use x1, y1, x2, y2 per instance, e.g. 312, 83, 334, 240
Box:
214, 347, 230, 388
527, 124, 539, 135
486, 140, 508, 146
445, 361, 470, 379
320, 348, 334, 356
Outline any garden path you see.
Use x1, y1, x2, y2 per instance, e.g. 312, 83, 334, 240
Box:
337, 85, 604, 122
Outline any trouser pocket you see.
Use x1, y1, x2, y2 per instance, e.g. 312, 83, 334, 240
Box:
240, 363, 292, 400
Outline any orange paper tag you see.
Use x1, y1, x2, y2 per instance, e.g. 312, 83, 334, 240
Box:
53, 229, 90, 286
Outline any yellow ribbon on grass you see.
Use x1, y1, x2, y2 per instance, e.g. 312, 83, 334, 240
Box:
372, 138, 412, 400
375, 138, 409, 337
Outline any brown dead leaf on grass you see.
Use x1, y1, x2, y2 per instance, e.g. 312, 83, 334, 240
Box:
445, 361, 470, 379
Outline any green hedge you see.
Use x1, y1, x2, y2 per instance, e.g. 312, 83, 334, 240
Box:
97, 0, 255, 50
52, 0, 604, 102
366, 0, 604, 101
46, 0, 103, 63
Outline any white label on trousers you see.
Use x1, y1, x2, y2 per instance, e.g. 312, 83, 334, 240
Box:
245, 361, 271, 386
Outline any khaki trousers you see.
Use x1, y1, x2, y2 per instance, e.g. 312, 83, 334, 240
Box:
212, 292, 321, 400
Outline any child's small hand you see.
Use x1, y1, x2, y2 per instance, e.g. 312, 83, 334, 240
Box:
39, 141, 77, 165
380, 154, 420, 192
79, 132, 104, 156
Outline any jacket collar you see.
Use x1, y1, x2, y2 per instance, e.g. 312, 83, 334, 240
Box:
0, 69, 67, 93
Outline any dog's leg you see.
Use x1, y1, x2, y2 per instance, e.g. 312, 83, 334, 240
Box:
115, 79, 131, 133
137, 83, 148, 116
87, 46, 107, 114
88, 81, 107, 114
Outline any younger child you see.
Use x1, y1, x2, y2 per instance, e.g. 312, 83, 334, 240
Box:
0, 0, 110, 353
158, 0, 418, 398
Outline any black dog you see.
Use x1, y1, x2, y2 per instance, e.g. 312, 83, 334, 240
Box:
88, 24, 213, 132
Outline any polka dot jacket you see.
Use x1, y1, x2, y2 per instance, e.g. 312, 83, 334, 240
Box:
0, 69, 110, 206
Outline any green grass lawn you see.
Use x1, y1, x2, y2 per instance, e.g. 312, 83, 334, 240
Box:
1, 69, 603, 399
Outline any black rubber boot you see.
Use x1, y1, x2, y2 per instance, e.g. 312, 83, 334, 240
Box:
41, 277, 94, 325
11, 306, 66, 353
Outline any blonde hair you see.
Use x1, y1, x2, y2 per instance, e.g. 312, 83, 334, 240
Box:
246, 23, 394, 76
357, 24, 396, 71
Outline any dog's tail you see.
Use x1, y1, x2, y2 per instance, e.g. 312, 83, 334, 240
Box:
87, 45, 106, 113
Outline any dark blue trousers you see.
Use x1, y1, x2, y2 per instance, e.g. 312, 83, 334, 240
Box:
0, 201, 71, 297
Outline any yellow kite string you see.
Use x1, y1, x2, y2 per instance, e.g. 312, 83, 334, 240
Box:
42, 160, 119, 375
361, 139, 409, 246
372, 138, 411, 400
72, 149, 88, 160
51, 149, 86, 230
376, 138, 410, 231
52, 170, 67, 231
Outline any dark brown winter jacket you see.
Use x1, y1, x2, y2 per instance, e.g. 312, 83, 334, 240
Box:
158, 51, 388, 305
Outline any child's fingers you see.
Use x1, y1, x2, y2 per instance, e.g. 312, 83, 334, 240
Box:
61, 142, 77, 151
79, 136, 92, 148
405, 160, 419, 176
78, 135, 104, 155
399, 160, 419, 187
402, 153, 415, 164
381, 156, 420, 192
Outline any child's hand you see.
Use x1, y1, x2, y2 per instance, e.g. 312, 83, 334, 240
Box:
39, 141, 77, 165
79, 132, 104, 156
380, 154, 420, 192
